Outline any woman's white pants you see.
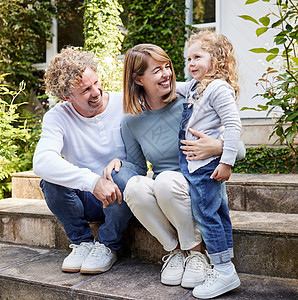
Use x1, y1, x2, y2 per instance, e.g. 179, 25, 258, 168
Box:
124, 171, 202, 252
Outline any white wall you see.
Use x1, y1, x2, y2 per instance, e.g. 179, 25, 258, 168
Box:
218, 0, 278, 118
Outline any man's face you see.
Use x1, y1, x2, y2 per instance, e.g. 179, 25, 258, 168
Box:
66, 67, 105, 118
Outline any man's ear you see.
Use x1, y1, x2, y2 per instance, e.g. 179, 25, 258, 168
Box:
61, 94, 73, 103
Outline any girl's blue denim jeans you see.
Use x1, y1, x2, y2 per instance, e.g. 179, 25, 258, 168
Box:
40, 167, 137, 251
179, 103, 233, 264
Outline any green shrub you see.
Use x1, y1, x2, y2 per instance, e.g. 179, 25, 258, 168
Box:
0, 0, 56, 102
239, 0, 298, 154
0, 77, 38, 199
83, 0, 124, 91
233, 145, 297, 174
121, 0, 187, 81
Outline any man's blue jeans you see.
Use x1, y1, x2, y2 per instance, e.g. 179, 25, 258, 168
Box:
40, 167, 137, 251
179, 103, 233, 264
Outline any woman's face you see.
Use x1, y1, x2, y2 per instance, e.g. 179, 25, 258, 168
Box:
136, 56, 172, 101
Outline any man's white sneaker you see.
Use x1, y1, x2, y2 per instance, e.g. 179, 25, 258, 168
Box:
62, 241, 94, 272
192, 265, 241, 299
80, 242, 117, 274
181, 251, 211, 288
161, 250, 185, 285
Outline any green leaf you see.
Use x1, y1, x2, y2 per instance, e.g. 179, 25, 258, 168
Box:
257, 104, 268, 110
259, 16, 270, 26
238, 15, 259, 25
274, 37, 287, 45
286, 131, 295, 144
250, 47, 270, 53
268, 48, 279, 54
256, 27, 268, 36
266, 54, 277, 61
291, 57, 298, 65
245, 0, 260, 4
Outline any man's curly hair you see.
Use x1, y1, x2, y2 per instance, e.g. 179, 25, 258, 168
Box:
45, 47, 98, 100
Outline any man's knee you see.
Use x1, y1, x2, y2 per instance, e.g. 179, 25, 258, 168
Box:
112, 167, 137, 192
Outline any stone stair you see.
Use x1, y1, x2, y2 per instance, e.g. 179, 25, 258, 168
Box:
0, 171, 297, 299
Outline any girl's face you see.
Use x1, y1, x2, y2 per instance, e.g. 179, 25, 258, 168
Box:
187, 42, 212, 82
135, 56, 172, 101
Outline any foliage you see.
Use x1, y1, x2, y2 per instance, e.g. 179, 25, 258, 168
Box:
0, 75, 38, 199
83, 0, 124, 91
120, 0, 187, 81
233, 145, 297, 174
239, 0, 298, 154
0, 0, 57, 102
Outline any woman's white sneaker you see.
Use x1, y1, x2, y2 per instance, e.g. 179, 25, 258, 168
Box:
192, 265, 241, 299
80, 242, 117, 274
161, 250, 185, 285
62, 241, 94, 272
181, 251, 211, 288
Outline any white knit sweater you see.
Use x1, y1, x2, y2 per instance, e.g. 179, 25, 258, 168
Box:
33, 92, 126, 193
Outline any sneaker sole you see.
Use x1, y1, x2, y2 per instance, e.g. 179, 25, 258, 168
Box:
193, 277, 241, 299
80, 256, 117, 274
161, 276, 182, 286
62, 267, 81, 273
181, 278, 205, 289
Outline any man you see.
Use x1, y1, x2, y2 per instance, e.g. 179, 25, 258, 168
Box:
33, 47, 136, 274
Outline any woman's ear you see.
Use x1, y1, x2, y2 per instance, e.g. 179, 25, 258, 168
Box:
133, 74, 143, 86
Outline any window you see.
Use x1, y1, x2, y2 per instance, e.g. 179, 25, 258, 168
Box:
186, 0, 217, 31
33, 0, 84, 71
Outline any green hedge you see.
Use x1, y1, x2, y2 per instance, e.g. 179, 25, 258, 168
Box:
233, 146, 297, 174
121, 0, 187, 81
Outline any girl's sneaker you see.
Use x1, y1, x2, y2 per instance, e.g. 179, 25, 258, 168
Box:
192, 264, 241, 299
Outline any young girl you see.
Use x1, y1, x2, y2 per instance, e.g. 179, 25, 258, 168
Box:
178, 31, 242, 299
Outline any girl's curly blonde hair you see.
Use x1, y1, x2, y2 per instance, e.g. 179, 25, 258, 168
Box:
188, 30, 239, 99
45, 47, 98, 100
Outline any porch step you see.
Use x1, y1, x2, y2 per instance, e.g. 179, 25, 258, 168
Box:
0, 242, 297, 300
0, 198, 297, 279
11, 171, 298, 214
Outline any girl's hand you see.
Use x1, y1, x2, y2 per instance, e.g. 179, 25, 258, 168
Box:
180, 128, 223, 160
103, 158, 122, 182
210, 163, 231, 182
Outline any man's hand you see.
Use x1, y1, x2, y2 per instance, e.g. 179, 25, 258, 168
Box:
93, 177, 122, 208
180, 128, 223, 160
210, 163, 231, 182
103, 158, 122, 182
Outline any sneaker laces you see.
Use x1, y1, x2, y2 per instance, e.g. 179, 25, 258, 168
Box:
185, 253, 205, 270
204, 267, 219, 287
69, 242, 93, 257
89, 242, 111, 258
161, 250, 185, 272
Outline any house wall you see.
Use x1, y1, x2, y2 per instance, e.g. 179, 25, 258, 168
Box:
218, 0, 278, 119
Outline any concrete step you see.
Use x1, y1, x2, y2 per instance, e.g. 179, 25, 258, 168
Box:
11, 171, 298, 214
0, 198, 297, 279
227, 173, 298, 214
0, 242, 297, 300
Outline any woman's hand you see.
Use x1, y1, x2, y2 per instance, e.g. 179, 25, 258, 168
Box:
210, 163, 231, 182
180, 128, 223, 160
103, 158, 122, 182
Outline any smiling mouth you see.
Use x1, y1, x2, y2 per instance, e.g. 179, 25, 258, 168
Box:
159, 80, 170, 87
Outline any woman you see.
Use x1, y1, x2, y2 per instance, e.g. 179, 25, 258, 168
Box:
104, 44, 244, 288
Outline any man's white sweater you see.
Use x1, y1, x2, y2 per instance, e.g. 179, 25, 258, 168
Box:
33, 92, 126, 193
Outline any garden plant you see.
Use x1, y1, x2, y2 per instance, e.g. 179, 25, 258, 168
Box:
239, 0, 297, 155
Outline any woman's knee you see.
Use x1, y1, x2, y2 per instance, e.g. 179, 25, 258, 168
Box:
154, 171, 189, 205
